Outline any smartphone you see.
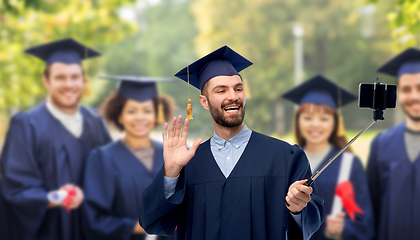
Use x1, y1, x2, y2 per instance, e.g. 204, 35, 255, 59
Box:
358, 83, 397, 110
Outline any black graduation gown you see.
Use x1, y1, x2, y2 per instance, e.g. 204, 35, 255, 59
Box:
0, 103, 111, 240
367, 123, 420, 240
310, 148, 374, 240
82, 140, 175, 240
139, 131, 325, 240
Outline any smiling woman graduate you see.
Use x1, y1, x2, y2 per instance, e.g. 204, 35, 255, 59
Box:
82, 76, 176, 240
282, 75, 374, 240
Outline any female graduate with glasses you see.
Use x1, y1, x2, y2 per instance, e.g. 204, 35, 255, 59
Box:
282, 75, 374, 240
82, 76, 176, 240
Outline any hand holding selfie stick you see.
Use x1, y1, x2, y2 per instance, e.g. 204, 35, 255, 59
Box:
286, 78, 397, 207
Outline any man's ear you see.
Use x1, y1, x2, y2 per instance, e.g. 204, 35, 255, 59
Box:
42, 75, 50, 91
199, 94, 209, 110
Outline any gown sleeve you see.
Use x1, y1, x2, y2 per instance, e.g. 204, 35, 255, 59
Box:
0, 113, 49, 236
139, 165, 185, 236
340, 155, 374, 240
366, 135, 381, 237
287, 144, 325, 240
82, 149, 138, 240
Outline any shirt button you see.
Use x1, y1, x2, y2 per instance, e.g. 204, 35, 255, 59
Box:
236, 145, 239, 148
227, 142, 230, 145
219, 147, 222, 149
227, 157, 230, 160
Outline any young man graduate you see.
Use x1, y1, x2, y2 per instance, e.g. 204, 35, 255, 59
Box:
367, 48, 420, 240
139, 46, 324, 240
0, 38, 112, 240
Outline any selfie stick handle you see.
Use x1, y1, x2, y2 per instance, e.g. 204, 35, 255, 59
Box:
304, 118, 377, 187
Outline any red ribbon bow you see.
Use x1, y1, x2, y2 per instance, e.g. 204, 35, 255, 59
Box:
335, 180, 364, 221
62, 189, 77, 213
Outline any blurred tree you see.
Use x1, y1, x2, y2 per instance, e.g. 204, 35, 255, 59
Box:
370, 0, 420, 50
191, 0, 395, 136
0, 0, 138, 124
91, 0, 208, 137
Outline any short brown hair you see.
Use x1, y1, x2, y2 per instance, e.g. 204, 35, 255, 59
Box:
294, 103, 352, 152
100, 92, 176, 131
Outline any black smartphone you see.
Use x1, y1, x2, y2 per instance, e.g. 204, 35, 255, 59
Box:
358, 82, 397, 110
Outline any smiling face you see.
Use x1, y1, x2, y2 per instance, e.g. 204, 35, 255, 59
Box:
43, 63, 85, 112
295, 103, 336, 147
118, 99, 156, 138
398, 74, 420, 122
199, 75, 246, 128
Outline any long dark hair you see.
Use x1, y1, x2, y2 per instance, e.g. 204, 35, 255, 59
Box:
100, 91, 176, 131
294, 103, 352, 152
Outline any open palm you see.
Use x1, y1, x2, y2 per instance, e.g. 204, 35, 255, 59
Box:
162, 115, 202, 178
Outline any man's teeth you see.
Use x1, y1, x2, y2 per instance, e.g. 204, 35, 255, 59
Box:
224, 106, 239, 112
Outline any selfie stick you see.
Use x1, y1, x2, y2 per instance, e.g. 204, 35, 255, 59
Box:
304, 79, 386, 187
303, 118, 377, 186
285, 79, 390, 207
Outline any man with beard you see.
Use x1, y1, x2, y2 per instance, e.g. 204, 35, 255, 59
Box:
0, 38, 111, 240
367, 48, 420, 240
139, 46, 324, 240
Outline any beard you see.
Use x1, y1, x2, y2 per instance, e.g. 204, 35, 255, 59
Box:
402, 100, 420, 122
208, 98, 245, 128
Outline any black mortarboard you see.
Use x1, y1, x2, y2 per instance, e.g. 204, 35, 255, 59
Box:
174, 45, 253, 90
282, 74, 356, 109
377, 48, 420, 78
25, 38, 100, 66
99, 76, 175, 102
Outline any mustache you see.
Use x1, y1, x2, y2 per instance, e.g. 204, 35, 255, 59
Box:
221, 99, 243, 109
403, 99, 420, 105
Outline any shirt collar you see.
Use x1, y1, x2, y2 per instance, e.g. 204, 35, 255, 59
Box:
210, 124, 252, 149
46, 101, 82, 123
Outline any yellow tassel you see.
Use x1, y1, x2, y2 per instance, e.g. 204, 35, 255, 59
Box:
84, 78, 91, 97
157, 102, 165, 125
243, 79, 251, 99
186, 98, 193, 120
337, 115, 346, 137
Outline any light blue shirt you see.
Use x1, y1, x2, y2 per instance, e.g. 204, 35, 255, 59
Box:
163, 124, 301, 227
210, 124, 252, 178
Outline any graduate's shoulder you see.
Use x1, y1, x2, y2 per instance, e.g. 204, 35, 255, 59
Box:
10, 104, 46, 127
90, 140, 121, 157
373, 122, 405, 144
331, 147, 364, 170
80, 105, 106, 121
251, 131, 300, 152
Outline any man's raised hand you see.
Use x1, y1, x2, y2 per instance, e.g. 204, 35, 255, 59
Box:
163, 115, 202, 178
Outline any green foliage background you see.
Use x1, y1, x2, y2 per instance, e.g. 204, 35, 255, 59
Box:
1, 0, 417, 145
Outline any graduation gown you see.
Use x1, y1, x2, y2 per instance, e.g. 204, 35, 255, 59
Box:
367, 122, 420, 240
0, 103, 111, 240
139, 131, 324, 240
310, 148, 374, 240
82, 140, 175, 240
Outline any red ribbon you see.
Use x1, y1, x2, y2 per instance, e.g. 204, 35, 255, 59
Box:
335, 181, 364, 221
62, 189, 77, 213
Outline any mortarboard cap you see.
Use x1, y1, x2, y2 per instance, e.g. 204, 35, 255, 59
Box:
174, 45, 253, 90
377, 48, 420, 78
99, 76, 175, 102
25, 38, 100, 66
282, 74, 356, 109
